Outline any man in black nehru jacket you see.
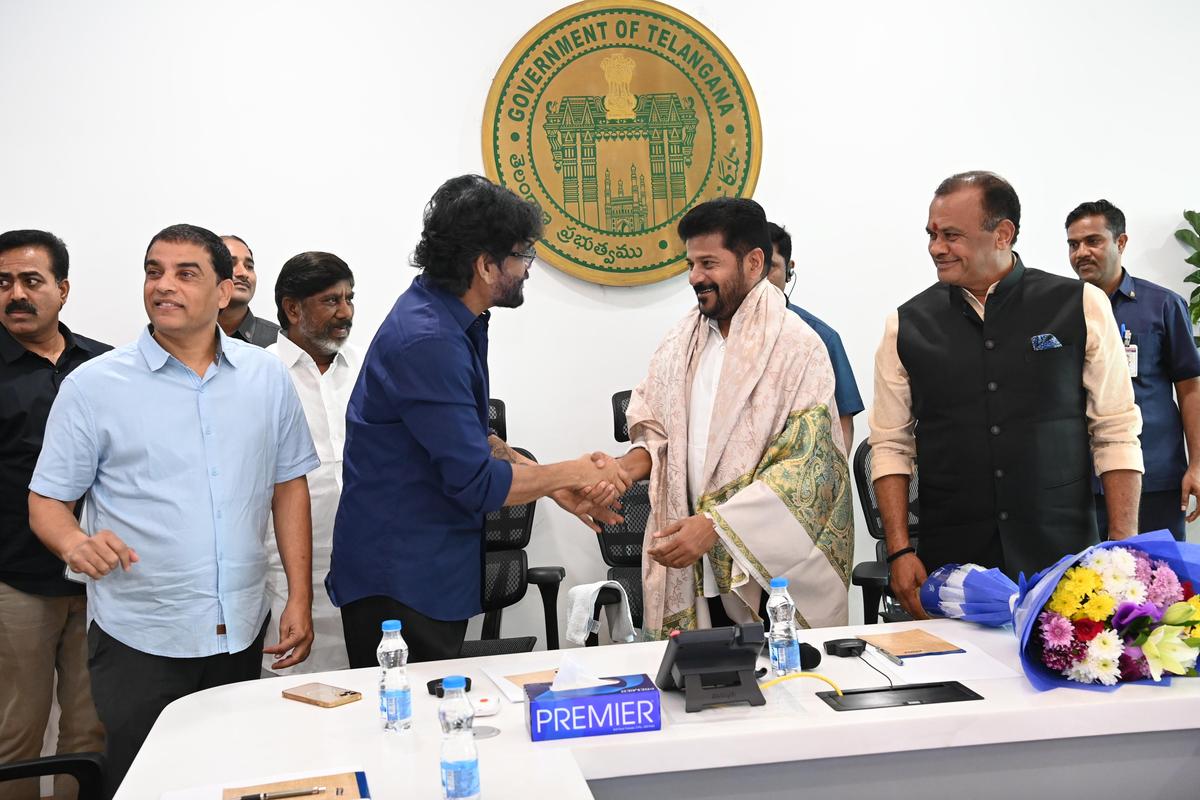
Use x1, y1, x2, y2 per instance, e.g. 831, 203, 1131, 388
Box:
868, 171, 1143, 619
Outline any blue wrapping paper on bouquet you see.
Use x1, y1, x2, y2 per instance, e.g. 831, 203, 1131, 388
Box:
920, 530, 1200, 691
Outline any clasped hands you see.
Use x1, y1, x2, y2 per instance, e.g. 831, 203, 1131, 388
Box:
551, 452, 632, 532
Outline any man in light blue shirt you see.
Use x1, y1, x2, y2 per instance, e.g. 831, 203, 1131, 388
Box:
28, 224, 319, 798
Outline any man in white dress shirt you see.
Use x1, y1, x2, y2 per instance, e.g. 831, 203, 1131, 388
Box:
264, 252, 359, 673
616, 198, 853, 638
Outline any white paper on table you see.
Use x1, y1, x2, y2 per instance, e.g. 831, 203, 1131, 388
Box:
159, 765, 364, 799
862, 642, 1018, 685
662, 677, 808, 726
481, 663, 559, 704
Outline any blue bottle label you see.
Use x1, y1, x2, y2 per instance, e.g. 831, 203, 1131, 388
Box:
383, 688, 411, 722
771, 640, 800, 672
441, 758, 480, 799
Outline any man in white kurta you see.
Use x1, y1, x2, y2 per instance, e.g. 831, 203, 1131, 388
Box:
615, 198, 854, 638
263, 252, 359, 673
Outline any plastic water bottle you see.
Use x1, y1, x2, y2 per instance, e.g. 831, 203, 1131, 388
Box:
766, 577, 801, 676
438, 675, 480, 800
377, 619, 411, 732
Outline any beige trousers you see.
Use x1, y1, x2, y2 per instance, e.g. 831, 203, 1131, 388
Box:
0, 582, 104, 800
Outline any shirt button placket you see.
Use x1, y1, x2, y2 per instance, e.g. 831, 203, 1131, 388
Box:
199, 386, 226, 646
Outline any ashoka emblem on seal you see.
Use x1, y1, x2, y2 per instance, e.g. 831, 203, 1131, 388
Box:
484, 0, 762, 286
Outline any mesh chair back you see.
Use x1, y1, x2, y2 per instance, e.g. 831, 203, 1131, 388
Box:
598, 480, 650, 568
851, 441, 919, 541
484, 446, 537, 551
612, 390, 632, 443
480, 549, 529, 613
608, 565, 643, 629
488, 398, 507, 442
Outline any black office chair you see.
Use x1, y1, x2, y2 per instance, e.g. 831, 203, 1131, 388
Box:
0, 753, 105, 800
587, 390, 648, 646
488, 397, 507, 442
460, 406, 566, 657
611, 389, 633, 443
850, 440, 920, 624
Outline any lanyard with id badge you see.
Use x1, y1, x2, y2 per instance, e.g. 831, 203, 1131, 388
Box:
1121, 324, 1138, 377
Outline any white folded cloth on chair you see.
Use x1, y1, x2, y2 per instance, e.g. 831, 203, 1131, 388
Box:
565, 580, 637, 646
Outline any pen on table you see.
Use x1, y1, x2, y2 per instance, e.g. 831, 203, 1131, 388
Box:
237, 787, 325, 800
868, 643, 904, 667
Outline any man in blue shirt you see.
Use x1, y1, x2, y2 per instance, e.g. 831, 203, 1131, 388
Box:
1067, 199, 1200, 541
767, 222, 865, 450
329, 175, 627, 666
29, 224, 320, 797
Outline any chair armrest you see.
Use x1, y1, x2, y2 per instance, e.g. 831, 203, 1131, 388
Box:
0, 752, 105, 800
851, 560, 889, 588
527, 566, 566, 585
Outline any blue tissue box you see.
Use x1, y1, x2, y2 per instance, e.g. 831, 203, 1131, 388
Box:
525, 674, 662, 741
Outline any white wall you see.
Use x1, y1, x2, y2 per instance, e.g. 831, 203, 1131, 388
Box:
3, 0, 1199, 651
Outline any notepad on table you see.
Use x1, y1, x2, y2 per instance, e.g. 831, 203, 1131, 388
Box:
161, 769, 370, 799
857, 628, 964, 658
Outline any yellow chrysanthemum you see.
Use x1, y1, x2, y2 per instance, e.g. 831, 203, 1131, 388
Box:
1046, 591, 1082, 618
1073, 592, 1116, 622
1067, 566, 1103, 594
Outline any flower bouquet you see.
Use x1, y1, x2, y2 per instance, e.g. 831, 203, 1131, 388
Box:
919, 530, 1200, 690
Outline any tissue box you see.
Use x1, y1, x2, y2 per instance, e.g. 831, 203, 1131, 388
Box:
525, 674, 661, 742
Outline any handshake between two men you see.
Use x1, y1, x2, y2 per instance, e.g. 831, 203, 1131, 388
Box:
494, 440, 717, 572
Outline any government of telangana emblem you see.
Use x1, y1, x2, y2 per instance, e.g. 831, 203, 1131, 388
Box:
484, 0, 762, 286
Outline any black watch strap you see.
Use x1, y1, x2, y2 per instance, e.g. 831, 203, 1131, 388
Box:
886, 546, 916, 564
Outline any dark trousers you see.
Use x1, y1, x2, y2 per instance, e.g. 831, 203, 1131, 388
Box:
340, 595, 468, 667
706, 591, 770, 628
87, 618, 268, 799
1095, 490, 1186, 542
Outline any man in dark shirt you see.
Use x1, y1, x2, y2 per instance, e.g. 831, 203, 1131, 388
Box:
328, 175, 628, 665
0, 229, 107, 800
1067, 199, 1200, 540
217, 234, 280, 347
766, 222, 865, 450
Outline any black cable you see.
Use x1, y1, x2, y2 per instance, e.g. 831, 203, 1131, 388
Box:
857, 653, 894, 688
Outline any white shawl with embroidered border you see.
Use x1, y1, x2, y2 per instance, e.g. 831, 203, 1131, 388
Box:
627, 280, 854, 638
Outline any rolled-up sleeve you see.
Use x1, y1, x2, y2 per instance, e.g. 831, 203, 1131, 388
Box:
1081, 283, 1144, 475
867, 310, 916, 480
383, 336, 513, 513
29, 376, 99, 501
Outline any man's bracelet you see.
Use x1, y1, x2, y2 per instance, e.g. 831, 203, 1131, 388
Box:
886, 546, 916, 564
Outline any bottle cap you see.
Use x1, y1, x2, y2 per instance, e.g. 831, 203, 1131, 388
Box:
381, 619, 402, 632
769, 577, 788, 589
442, 675, 466, 690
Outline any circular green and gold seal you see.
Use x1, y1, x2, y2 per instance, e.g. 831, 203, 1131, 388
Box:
483, 0, 761, 286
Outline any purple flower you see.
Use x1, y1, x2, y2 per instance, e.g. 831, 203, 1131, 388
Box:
1043, 639, 1087, 671
1134, 551, 1153, 586
1039, 611, 1075, 648
1112, 601, 1164, 630
1119, 646, 1150, 681
1147, 561, 1184, 607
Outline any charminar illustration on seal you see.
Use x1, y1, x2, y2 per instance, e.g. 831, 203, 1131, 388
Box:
484, 0, 762, 286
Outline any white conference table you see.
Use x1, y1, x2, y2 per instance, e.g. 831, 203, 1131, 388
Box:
117, 619, 1200, 799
